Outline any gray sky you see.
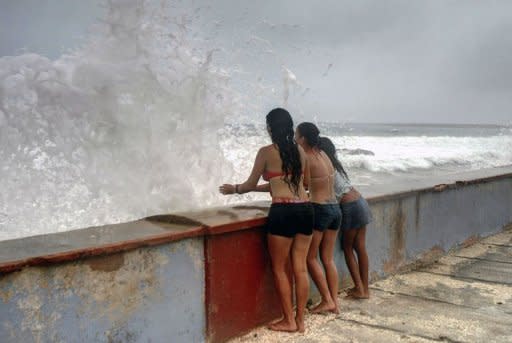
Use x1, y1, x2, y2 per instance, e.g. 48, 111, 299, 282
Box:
0, 0, 104, 58
1, 0, 511, 124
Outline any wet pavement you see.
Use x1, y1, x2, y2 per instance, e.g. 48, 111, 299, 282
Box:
231, 228, 512, 343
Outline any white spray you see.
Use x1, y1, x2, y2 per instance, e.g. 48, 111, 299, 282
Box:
0, 0, 240, 239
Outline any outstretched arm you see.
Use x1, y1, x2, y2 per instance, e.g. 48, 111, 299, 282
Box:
219, 148, 266, 195
255, 183, 270, 192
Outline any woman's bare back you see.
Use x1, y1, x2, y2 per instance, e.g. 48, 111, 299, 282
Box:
307, 150, 335, 203
263, 144, 308, 200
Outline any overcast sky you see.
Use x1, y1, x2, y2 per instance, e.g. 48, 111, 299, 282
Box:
1, 0, 511, 124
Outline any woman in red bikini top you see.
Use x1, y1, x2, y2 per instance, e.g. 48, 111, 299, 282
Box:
261, 153, 309, 203
219, 108, 314, 333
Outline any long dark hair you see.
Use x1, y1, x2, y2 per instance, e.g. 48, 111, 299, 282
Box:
319, 136, 349, 179
266, 108, 302, 195
297, 122, 320, 148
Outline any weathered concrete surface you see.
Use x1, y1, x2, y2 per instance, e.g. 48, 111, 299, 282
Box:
0, 202, 269, 273
359, 165, 512, 199
363, 175, 512, 278
0, 238, 205, 343
231, 228, 512, 343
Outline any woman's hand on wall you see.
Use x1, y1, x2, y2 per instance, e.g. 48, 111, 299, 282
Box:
219, 184, 236, 195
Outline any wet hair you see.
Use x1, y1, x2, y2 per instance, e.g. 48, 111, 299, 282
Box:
297, 122, 320, 148
319, 136, 349, 179
266, 108, 302, 195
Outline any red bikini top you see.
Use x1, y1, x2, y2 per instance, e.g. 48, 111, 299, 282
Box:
262, 170, 303, 181
263, 170, 286, 181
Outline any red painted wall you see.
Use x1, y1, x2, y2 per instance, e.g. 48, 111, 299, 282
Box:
205, 227, 284, 343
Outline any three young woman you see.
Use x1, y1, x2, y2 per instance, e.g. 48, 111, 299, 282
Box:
219, 109, 371, 333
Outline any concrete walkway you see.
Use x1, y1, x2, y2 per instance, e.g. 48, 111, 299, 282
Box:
231, 228, 512, 343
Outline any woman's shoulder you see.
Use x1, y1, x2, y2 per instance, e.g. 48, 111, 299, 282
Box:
257, 144, 276, 157
259, 144, 275, 152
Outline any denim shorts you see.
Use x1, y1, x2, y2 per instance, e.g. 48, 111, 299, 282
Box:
340, 197, 372, 230
312, 203, 342, 231
266, 202, 314, 238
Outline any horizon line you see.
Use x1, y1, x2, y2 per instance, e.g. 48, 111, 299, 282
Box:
317, 121, 509, 127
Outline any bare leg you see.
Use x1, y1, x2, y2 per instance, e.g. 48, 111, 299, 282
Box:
342, 228, 365, 298
320, 229, 340, 313
353, 227, 369, 297
285, 255, 294, 305
307, 230, 335, 313
291, 233, 313, 333
267, 234, 297, 332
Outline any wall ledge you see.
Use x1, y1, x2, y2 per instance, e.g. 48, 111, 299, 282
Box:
0, 202, 269, 273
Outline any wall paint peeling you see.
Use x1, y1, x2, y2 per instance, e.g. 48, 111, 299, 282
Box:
0, 239, 205, 343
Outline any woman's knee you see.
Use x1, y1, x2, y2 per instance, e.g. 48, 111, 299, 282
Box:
271, 267, 282, 278
320, 251, 333, 266
271, 260, 287, 275
307, 259, 318, 272
293, 262, 308, 276
307, 252, 319, 265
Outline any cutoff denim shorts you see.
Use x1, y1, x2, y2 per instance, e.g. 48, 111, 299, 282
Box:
312, 203, 342, 231
340, 197, 372, 230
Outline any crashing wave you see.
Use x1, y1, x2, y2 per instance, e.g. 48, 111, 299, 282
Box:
0, 0, 240, 240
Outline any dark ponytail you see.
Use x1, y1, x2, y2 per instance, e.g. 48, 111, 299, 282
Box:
318, 136, 349, 179
266, 108, 302, 195
297, 122, 320, 148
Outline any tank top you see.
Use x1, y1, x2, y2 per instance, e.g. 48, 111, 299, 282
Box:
333, 170, 352, 202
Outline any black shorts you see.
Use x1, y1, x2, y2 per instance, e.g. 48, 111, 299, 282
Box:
312, 203, 342, 231
266, 203, 314, 238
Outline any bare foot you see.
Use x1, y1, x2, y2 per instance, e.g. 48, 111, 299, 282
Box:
346, 287, 370, 297
267, 318, 297, 332
295, 317, 305, 333
310, 300, 336, 314
344, 291, 369, 300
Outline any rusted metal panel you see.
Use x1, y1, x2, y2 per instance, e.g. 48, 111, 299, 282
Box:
205, 228, 282, 343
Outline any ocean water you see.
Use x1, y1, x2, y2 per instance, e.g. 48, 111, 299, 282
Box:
1, 1, 511, 241
222, 121, 512, 194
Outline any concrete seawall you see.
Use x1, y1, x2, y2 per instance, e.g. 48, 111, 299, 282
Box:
1, 169, 511, 342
